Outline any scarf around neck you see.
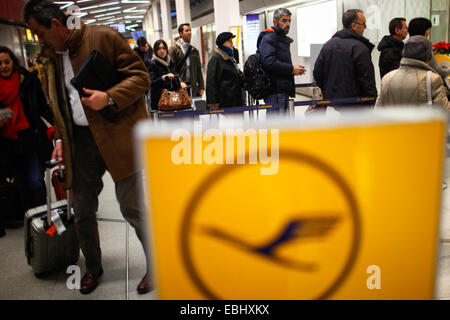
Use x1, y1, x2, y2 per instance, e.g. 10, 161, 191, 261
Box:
0, 71, 30, 140
153, 55, 171, 68
219, 45, 234, 58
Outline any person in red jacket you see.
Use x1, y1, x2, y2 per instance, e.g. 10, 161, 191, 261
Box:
0, 46, 54, 234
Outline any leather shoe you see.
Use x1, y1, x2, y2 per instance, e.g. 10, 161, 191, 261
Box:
80, 269, 103, 295
137, 273, 152, 294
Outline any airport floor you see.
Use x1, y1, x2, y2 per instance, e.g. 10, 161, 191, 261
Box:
1, 109, 450, 300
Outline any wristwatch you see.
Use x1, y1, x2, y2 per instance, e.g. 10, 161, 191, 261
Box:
108, 95, 116, 108
101, 95, 119, 122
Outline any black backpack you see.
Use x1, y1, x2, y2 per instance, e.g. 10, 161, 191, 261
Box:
243, 51, 271, 100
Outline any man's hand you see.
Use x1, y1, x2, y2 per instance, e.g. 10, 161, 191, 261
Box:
81, 88, 109, 111
51, 140, 63, 162
165, 73, 176, 80
180, 82, 188, 89
198, 89, 205, 97
293, 65, 306, 76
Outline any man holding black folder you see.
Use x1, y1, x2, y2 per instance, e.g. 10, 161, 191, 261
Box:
23, 0, 152, 295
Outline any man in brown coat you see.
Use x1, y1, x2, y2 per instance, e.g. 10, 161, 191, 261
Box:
23, 0, 152, 295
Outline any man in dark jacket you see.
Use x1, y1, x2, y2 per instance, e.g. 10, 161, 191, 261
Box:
313, 9, 377, 110
257, 8, 305, 114
206, 32, 243, 108
134, 36, 152, 71
169, 23, 205, 97
378, 18, 408, 79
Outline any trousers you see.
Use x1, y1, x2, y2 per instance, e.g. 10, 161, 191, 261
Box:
72, 125, 150, 275
264, 93, 289, 115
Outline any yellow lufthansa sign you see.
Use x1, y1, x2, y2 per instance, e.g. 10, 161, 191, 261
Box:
137, 110, 446, 300
228, 26, 241, 50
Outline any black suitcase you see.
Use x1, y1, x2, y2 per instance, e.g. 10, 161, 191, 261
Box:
24, 160, 79, 277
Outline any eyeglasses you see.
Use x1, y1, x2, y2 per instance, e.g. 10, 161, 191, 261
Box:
354, 21, 367, 27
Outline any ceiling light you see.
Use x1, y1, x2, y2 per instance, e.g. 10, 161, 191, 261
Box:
98, 16, 116, 20
55, 1, 75, 9
122, 1, 150, 4
74, 12, 88, 17
123, 7, 146, 13
90, 9, 109, 14
79, 5, 98, 10
90, 7, 121, 13
99, 1, 120, 7
103, 11, 122, 16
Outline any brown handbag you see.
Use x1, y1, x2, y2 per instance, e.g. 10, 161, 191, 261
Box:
157, 88, 192, 111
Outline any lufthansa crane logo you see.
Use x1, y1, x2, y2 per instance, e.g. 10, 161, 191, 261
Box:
180, 150, 361, 300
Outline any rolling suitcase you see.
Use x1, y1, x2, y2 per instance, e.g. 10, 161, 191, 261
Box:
24, 160, 79, 277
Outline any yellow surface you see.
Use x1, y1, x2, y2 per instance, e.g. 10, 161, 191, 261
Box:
228, 26, 241, 50
140, 118, 445, 300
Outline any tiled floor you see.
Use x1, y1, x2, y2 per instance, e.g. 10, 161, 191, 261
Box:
0, 173, 156, 300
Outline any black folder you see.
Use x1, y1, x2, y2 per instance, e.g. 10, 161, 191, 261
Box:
70, 50, 123, 122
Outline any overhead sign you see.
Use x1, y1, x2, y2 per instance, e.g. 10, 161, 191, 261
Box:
110, 23, 126, 33
136, 109, 446, 299
243, 14, 261, 58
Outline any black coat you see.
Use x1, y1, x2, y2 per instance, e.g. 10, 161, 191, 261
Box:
313, 29, 377, 103
0, 67, 53, 176
18, 67, 53, 164
257, 27, 295, 97
148, 56, 181, 110
134, 46, 152, 71
377, 35, 404, 79
206, 48, 244, 108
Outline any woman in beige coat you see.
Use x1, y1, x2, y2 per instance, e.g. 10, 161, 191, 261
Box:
376, 35, 450, 110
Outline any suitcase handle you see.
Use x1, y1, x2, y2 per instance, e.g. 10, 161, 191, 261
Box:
45, 158, 64, 169
45, 161, 71, 227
